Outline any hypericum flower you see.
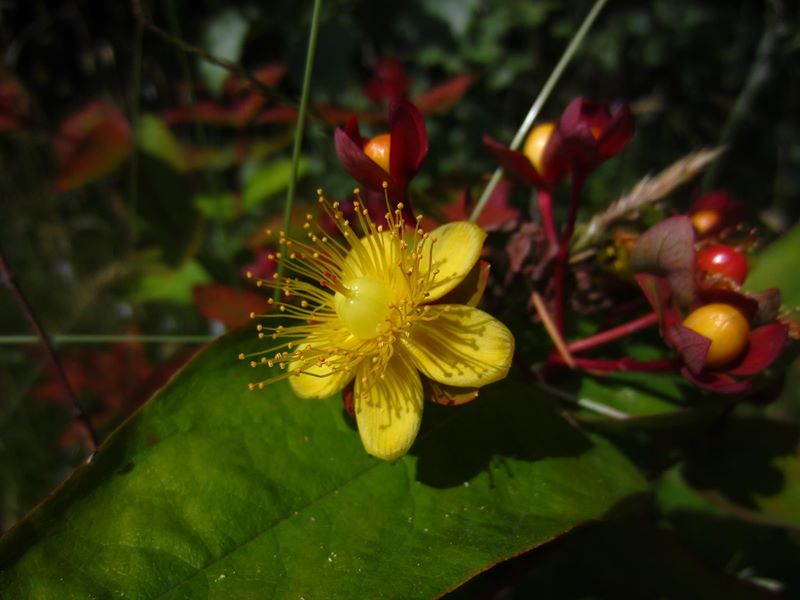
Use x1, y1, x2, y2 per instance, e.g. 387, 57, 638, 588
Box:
334, 98, 428, 215
241, 189, 514, 460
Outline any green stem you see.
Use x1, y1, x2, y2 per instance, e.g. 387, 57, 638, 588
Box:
0, 334, 216, 345
469, 0, 610, 223
274, 0, 323, 300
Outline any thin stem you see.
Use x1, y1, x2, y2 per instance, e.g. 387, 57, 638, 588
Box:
0, 250, 98, 456
128, 16, 142, 248
537, 187, 558, 246
531, 291, 574, 369
274, 0, 323, 301
131, 0, 328, 126
566, 312, 659, 354
469, 0, 609, 223
0, 334, 215, 345
551, 355, 680, 374
553, 172, 586, 332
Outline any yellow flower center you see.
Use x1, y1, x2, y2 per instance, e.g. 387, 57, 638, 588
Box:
334, 276, 392, 340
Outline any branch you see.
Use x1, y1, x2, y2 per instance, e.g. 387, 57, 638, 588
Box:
0, 249, 98, 457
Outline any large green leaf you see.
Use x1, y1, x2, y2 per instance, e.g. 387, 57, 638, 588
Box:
0, 328, 644, 598
746, 221, 800, 307
680, 417, 800, 530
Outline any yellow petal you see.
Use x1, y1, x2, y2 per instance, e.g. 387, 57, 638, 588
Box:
355, 350, 423, 460
403, 304, 514, 388
289, 359, 356, 399
288, 327, 360, 398
420, 222, 486, 302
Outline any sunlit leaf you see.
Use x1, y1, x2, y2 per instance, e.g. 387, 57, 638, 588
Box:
242, 157, 309, 209
746, 221, 800, 308
134, 259, 212, 304
136, 114, 185, 172
0, 329, 645, 598
198, 9, 249, 97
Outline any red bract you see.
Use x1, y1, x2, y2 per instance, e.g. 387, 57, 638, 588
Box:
333, 98, 428, 209
633, 216, 787, 394
363, 57, 411, 103
542, 97, 634, 177
688, 189, 745, 238
483, 134, 553, 187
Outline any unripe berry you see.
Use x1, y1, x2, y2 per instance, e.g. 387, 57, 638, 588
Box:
522, 122, 555, 176
690, 210, 720, 237
682, 303, 749, 368
364, 133, 391, 174
697, 244, 748, 285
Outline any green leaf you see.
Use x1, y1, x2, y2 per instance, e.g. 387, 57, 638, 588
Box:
199, 9, 249, 97
242, 157, 309, 210
134, 259, 212, 304
452, 518, 772, 600
195, 192, 238, 222
0, 328, 644, 598
136, 115, 186, 172
745, 221, 800, 307
680, 417, 800, 530
568, 371, 725, 430
656, 466, 800, 595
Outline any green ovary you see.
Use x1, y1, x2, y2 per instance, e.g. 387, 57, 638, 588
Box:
335, 276, 393, 340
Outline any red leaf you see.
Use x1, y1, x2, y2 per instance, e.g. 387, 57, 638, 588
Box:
363, 57, 410, 103
54, 101, 133, 192
0, 64, 29, 131
193, 284, 268, 329
413, 74, 475, 114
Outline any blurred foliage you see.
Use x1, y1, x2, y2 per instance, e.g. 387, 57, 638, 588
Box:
0, 0, 798, 595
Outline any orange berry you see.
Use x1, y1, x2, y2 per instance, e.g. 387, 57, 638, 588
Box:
522, 122, 555, 175
364, 133, 391, 173
682, 303, 749, 368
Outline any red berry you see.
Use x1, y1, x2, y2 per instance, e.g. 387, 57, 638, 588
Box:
696, 244, 748, 285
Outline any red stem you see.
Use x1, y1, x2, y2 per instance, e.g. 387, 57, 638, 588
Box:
0, 250, 98, 456
553, 172, 585, 333
566, 312, 659, 354
537, 186, 558, 247
552, 355, 680, 373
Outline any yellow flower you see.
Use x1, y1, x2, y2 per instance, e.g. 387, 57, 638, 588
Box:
241, 189, 514, 460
